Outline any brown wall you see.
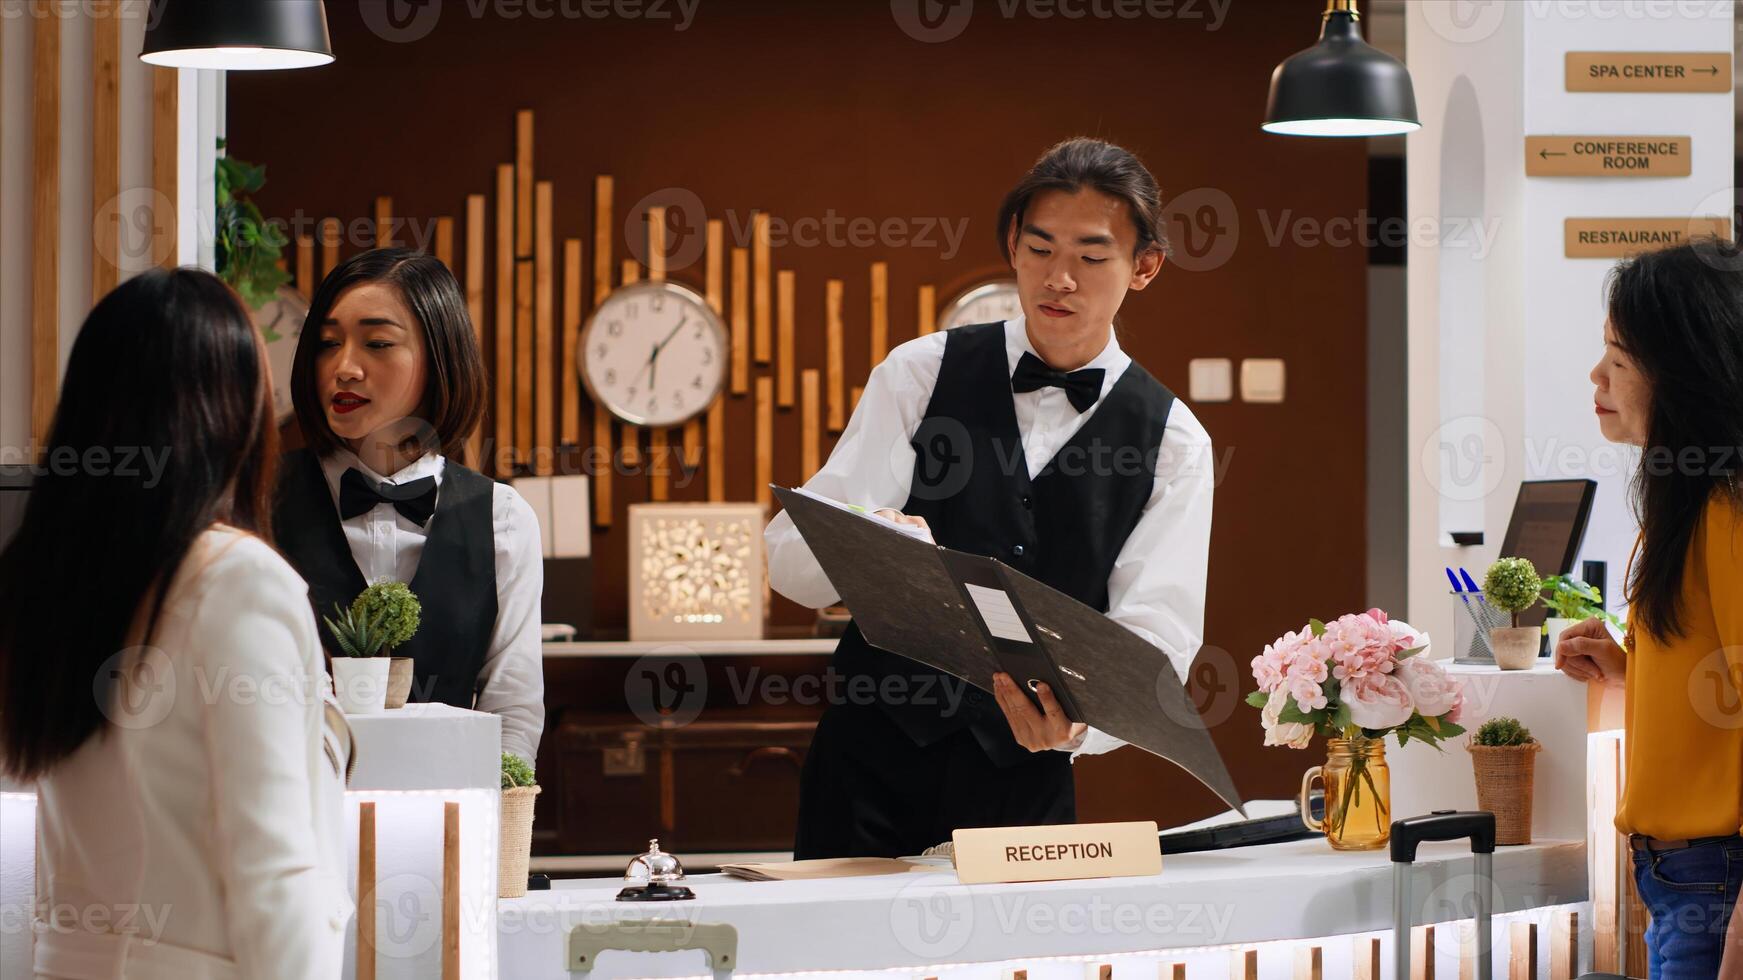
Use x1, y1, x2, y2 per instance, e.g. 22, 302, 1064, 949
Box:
230, 0, 1372, 825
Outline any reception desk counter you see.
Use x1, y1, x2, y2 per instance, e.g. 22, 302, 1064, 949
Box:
497, 836, 1587, 978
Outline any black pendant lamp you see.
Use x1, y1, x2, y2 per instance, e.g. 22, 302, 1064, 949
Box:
141, 0, 333, 71
1263, 0, 1419, 137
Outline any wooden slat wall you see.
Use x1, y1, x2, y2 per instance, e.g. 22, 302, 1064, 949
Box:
591, 175, 614, 527
706, 223, 727, 502
825, 278, 844, 432
494, 164, 514, 474
374, 195, 393, 247
646, 207, 668, 502
561, 238, 582, 445
150, 66, 175, 270
464, 194, 486, 466
752, 211, 771, 363
434, 216, 454, 268
321, 216, 340, 275
31, 16, 61, 450
91, 10, 120, 301
534, 181, 554, 475
514, 113, 535, 470
776, 269, 795, 408
730, 247, 749, 394
869, 261, 888, 366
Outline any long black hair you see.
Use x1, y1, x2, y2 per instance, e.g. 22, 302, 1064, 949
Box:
1611, 237, 1743, 642
290, 247, 487, 460
0, 269, 278, 780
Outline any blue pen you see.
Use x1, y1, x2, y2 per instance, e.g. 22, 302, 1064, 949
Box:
1458, 567, 1485, 602
1446, 567, 1465, 594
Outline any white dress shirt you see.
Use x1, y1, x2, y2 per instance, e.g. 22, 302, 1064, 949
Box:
318, 449, 546, 762
33, 527, 353, 980
765, 316, 1215, 761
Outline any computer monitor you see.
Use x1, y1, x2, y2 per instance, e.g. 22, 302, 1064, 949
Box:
1498, 478, 1598, 628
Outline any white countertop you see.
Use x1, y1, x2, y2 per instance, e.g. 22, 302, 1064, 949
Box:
498, 836, 1586, 977
345, 701, 501, 791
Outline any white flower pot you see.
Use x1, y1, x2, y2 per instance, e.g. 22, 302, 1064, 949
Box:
332, 657, 391, 714
1490, 627, 1541, 670
1543, 617, 1580, 660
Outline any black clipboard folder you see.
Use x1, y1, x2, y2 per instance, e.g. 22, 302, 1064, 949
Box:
772, 485, 1245, 816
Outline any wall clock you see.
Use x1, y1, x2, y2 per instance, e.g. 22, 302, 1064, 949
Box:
937, 278, 1023, 331
577, 280, 727, 427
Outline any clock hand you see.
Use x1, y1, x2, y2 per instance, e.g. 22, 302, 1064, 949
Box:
647, 316, 688, 394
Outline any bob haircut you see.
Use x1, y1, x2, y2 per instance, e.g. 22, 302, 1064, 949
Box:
291, 247, 486, 460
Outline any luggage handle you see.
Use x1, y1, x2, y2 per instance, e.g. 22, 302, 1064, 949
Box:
1391, 811, 1496, 980
568, 921, 737, 975
1391, 810, 1497, 863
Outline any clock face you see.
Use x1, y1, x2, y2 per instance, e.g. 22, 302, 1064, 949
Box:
938, 279, 1023, 331
578, 280, 727, 427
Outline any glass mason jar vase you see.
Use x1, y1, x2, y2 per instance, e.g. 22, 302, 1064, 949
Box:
1299, 736, 1392, 850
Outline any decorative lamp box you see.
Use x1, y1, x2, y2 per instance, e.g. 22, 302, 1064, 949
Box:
627, 502, 765, 642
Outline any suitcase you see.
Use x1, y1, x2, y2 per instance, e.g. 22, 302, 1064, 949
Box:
1390, 811, 1497, 980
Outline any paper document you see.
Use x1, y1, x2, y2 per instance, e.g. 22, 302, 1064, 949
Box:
719, 858, 928, 881
965, 583, 1033, 643
783, 485, 936, 544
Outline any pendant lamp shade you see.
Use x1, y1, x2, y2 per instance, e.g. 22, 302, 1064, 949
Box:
1263, 1, 1419, 137
141, 0, 333, 71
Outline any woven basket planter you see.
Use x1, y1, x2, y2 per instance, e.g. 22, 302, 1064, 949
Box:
1468, 741, 1541, 845
499, 785, 541, 898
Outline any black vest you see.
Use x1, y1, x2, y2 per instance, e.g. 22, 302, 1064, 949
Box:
273, 449, 499, 709
831, 321, 1176, 768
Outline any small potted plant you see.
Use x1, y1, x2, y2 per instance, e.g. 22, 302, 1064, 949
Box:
1482, 557, 1543, 670
351, 582, 421, 709
499, 753, 540, 898
324, 603, 391, 714
323, 582, 420, 713
1540, 575, 1623, 661
1469, 717, 1542, 845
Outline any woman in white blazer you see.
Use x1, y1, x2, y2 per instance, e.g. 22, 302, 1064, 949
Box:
0, 269, 353, 980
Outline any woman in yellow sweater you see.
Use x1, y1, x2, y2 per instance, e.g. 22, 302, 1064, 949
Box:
1555, 237, 1743, 979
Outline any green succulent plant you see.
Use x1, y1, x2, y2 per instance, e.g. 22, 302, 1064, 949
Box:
322, 602, 389, 659
351, 582, 421, 654
502, 753, 537, 790
1483, 557, 1543, 627
1474, 717, 1536, 747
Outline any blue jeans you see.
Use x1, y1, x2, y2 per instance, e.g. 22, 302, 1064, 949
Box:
1631, 835, 1743, 979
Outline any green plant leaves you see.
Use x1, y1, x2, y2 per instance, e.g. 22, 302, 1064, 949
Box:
502, 752, 537, 789
213, 140, 290, 310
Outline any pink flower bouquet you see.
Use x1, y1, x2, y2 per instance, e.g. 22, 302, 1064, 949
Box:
1247, 608, 1466, 748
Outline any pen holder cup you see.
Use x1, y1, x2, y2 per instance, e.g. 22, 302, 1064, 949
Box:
1450, 590, 1510, 665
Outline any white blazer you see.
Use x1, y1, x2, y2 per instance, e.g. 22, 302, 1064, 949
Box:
32, 527, 354, 980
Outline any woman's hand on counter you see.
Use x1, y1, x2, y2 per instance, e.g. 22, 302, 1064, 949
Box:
991, 672, 1088, 751
1552, 616, 1626, 688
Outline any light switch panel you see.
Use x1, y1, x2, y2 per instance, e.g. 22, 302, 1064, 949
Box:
511, 476, 556, 558
1240, 358, 1286, 403
1188, 358, 1233, 402
550, 475, 591, 559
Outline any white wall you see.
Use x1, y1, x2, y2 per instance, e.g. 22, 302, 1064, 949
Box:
1407, 0, 1735, 649
0, 0, 220, 461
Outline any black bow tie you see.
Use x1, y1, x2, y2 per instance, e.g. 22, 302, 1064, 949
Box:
339, 468, 438, 527
1010, 351, 1105, 413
